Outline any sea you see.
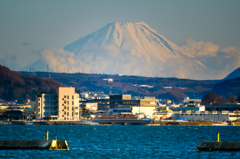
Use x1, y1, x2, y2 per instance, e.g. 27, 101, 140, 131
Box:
0, 125, 240, 159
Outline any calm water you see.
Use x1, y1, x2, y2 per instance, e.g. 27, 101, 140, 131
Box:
0, 125, 240, 158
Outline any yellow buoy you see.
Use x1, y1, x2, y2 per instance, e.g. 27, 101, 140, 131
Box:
217, 133, 220, 142
46, 131, 49, 141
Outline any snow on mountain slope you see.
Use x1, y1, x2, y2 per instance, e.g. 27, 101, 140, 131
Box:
65, 22, 193, 62
63, 21, 204, 77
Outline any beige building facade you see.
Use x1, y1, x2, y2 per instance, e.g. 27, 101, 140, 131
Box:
36, 87, 79, 120
57, 87, 79, 120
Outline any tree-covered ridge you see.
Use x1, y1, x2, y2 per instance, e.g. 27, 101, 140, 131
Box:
212, 77, 240, 98
0, 65, 65, 103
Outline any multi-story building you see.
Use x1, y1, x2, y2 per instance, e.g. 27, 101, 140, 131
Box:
57, 87, 79, 120
36, 93, 58, 120
205, 103, 240, 112
36, 87, 79, 120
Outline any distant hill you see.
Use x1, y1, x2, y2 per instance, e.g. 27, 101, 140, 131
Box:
19, 71, 216, 103
224, 67, 240, 80
212, 77, 240, 98
0, 65, 65, 103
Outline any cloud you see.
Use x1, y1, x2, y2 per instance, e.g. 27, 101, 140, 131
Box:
0, 55, 20, 70
181, 39, 219, 56
177, 39, 240, 79
22, 39, 240, 80
22, 42, 30, 46
36, 47, 80, 73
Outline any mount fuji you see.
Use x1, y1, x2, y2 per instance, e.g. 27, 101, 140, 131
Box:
63, 21, 204, 77
21, 22, 206, 78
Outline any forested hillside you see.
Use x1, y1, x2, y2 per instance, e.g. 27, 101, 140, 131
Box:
212, 77, 240, 98
0, 65, 65, 103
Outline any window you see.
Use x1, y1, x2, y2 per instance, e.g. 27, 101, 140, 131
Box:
72, 95, 74, 99
64, 95, 66, 98
67, 95, 69, 99
38, 108, 40, 112
64, 106, 66, 109
75, 112, 78, 115
64, 112, 66, 115
75, 107, 78, 109
67, 101, 69, 105
67, 112, 69, 116
67, 107, 69, 110
38, 98, 40, 101
64, 101, 66, 104
72, 101, 74, 105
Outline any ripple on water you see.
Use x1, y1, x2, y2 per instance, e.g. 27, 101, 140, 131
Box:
0, 125, 240, 158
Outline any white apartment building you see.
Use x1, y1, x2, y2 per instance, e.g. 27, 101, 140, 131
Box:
36, 87, 79, 120
36, 93, 58, 120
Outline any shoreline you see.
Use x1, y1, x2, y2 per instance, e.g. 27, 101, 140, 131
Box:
1, 120, 240, 126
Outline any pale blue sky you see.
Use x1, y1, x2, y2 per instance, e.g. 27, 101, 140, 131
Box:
0, 0, 240, 67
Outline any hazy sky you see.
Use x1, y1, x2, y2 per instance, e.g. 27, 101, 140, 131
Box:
0, 0, 240, 78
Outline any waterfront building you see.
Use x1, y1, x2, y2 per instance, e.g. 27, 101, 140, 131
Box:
176, 105, 205, 111
36, 86, 80, 120
176, 97, 205, 111
82, 95, 158, 111
36, 93, 58, 120
85, 103, 98, 111
177, 110, 229, 121
183, 97, 201, 105
110, 105, 156, 118
57, 87, 80, 120
205, 103, 240, 112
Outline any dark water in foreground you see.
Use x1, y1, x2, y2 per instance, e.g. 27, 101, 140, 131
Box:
0, 125, 240, 158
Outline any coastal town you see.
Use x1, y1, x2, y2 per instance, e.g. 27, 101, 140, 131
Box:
1, 86, 240, 126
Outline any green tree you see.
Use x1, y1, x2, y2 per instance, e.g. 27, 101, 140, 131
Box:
82, 107, 90, 117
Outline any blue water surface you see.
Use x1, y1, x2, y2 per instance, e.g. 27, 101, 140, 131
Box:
0, 125, 240, 159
